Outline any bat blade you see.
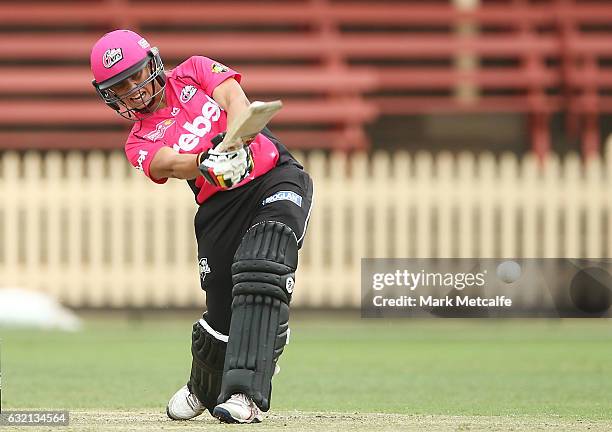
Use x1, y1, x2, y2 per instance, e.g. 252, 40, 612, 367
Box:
217, 100, 283, 152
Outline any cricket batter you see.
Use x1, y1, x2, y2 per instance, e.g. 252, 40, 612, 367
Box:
90, 30, 313, 424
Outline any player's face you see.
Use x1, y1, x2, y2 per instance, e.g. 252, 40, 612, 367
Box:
109, 67, 155, 111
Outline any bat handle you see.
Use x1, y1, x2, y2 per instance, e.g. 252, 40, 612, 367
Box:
211, 132, 226, 148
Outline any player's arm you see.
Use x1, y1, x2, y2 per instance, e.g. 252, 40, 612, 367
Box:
150, 79, 253, 184
212, 78, 250, 137
149, 147, 201, 180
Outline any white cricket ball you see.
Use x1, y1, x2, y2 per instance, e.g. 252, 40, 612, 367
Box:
496, 260, 521, 284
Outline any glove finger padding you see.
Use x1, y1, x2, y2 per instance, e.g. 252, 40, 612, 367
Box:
198, 145, 254, 189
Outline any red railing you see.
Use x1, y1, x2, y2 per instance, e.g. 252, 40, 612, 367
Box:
0, 0, 610, 157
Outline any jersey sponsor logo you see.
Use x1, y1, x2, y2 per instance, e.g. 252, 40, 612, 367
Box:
199, 257, 211, 281
136, 149, 148, 171
144, 118, 175, 142
262, 191, 303, 207
180, 85, 197, 103
211, 62, 229, 73
171, 107, 180, 116
102, 48, 123, 68
173, 95, 221, 152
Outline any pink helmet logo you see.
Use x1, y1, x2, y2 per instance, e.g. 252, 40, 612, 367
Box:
103, 48, 123, 69
137, 38, 150, 49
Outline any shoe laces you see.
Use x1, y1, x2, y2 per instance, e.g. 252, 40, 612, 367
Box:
230, 393, 252, 406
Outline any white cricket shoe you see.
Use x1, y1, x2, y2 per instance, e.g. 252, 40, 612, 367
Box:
212, 393, 263, 424
166, 384, 207, 420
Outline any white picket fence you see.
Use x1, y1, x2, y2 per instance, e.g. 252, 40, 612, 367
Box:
1, 141, 612, 308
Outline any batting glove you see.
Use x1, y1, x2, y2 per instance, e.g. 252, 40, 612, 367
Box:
197, 133, 254, 189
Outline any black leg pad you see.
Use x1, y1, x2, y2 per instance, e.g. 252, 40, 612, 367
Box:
189, 315, 227, 411
218, 221, 297, 411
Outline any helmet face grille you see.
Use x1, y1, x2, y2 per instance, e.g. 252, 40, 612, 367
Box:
94, 49, 166, 121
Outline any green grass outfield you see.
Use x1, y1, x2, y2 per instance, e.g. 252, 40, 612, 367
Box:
1, 313, 612, 431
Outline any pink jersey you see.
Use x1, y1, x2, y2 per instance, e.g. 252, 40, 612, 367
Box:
124, 56, 280, 204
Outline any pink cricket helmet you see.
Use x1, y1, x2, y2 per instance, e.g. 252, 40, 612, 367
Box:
90, 29, 166, 119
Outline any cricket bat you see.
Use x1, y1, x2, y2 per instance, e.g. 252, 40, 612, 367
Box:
216, 100, 283, 152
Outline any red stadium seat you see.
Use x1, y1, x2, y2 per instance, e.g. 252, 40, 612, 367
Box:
1, 0, 611, 156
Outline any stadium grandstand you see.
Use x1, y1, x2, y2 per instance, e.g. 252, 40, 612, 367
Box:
1, 0, 612, 157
